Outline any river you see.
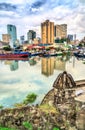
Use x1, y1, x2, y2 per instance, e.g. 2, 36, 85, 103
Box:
0, 55, 85, 108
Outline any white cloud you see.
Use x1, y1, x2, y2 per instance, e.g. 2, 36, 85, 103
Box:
0, 60, 55, 107
66, 57, 85, 80
78, 0, 85, 4
0, 10, 19, 18
0, 0, 27, 5
0, 0, 85, 40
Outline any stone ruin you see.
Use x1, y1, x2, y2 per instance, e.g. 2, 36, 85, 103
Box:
53, 71, 76, 105
41, 71, 85, 129
41, 71, 77, 107
53, 71, 79, 128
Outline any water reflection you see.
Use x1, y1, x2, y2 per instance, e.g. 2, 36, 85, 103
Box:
1, 54, 70, 74
54, 57, 66, 71
0, 55, 85, 108
10, 61, 18, 71
41, 54, 71, 76
41, 57, 66, 76
41, 57, 55, 76
29, 58, 37, 66
4, 60, 19, 71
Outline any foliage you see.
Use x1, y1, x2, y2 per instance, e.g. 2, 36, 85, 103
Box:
0, 123, 60, 130
83, 61, 85, 64
13, 93, 37, 107
0, 126, 16, 130
13, 103, 25, 108
55, 38, 67, 43
78, 43, 83, 47
22, 121, 60, 130
22, 122, 33, 130
53, 127, 60, 130
23, 93, 37, 105
0, 105, 4, 109
3, 45, 11, 51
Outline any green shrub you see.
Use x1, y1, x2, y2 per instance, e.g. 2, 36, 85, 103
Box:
0, 105, 4, 109
22, 122, 33, 130
53, 127, 60, 130
23, 93, 37, 105
0, 126, 16, 130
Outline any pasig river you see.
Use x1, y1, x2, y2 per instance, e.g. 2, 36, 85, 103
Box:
0, 55, 85, 108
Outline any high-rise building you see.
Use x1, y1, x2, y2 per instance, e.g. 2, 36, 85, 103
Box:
2, 34, 10, 43
55, 24, 67, 39
33, 37, 41, 44
67, 34, 73, 41
27, 30, 36, 44
7, 24, 17, 47
20, 35, 25, 44
41, 20, 54, 44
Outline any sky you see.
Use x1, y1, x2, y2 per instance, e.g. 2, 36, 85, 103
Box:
0, 0, 85, 41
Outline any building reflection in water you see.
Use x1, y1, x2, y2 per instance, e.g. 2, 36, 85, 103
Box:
4, 60, 19, 71
4, 55, 71, 74
41, 57, 55, 76
41, 56, 67, 77
4, 60, 12, 65
29, 58, 37, 66
54, 57, 66, 71
10, 60, 18, 71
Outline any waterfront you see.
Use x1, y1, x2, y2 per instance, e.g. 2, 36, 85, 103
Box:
0, 56, 85, 108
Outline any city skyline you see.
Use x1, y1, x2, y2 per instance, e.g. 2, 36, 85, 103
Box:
41, 20, 54, 44
0, 0, 85, 40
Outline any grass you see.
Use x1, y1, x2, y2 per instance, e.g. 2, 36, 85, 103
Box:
39, 104, 58, 113
0, 126, 16, 130
13, 93, 37, 107
23, 122, 33, 130
23, 121, 60, 130
0, 120, 61, 130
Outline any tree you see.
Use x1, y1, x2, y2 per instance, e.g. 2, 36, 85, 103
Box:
55, 38, 67, 43
3, 45, 11, 51
78, 43, 83, 48
0, 105, 4, 110
23, 93, 37, 105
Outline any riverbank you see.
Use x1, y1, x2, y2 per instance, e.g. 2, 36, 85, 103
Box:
0, 104, 64, 130
0, 104, 78, 130
0, 103, 85, 130
0, 71, 85, 130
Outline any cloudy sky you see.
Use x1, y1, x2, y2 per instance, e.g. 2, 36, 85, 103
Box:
0, 0, 85, 40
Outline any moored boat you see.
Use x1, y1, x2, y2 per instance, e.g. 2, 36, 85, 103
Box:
42, 52, 63, 57
0, 52, 30, 60
74, 51, 85, 58
30, 52, 43, 56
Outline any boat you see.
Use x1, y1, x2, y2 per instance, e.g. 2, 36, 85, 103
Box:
42, 52, 63, 57
0, 57, 29, 61
0, 52, 30, 60
74, 51, 85, 58
30, 52, 43, 57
